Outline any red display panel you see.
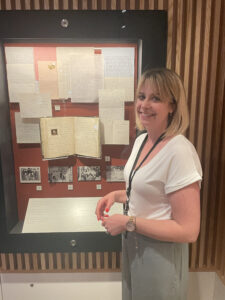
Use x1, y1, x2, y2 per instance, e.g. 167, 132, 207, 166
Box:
6, 43, 138, 220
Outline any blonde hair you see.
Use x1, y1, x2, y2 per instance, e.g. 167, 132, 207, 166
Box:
135, 68, 189, 138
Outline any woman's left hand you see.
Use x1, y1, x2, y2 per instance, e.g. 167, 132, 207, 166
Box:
102, 214, 129, 236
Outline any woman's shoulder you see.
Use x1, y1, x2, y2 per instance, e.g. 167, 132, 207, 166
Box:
167, 135, 200, 159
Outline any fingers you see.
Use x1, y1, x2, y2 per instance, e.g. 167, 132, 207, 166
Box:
95, 199, 105, 220
96, 200, 111, 221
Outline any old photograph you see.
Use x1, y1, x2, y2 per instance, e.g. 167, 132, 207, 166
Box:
106, 166, 125, 182
48, 166, 73, 183
77, 166, 101, 181
19, 166, 41, 183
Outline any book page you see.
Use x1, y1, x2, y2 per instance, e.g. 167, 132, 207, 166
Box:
40, 117, 75, 159
38, 61, 59, 99
19, 94, 52, 118
74, 117, 101, 158
15, 112, 40, 144
98, 89, 125, 120
22, 197, 123, 233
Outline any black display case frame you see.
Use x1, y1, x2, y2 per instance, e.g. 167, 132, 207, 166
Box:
0, 10, 167, 253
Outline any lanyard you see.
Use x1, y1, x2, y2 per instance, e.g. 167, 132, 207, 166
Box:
123, 132, 165, 215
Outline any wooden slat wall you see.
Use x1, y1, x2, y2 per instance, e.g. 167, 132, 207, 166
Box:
0, 252, 121, 272
0, 0, 225, 285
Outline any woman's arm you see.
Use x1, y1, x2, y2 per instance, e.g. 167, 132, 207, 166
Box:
95, 189, 127, 220
134, 182, 200, 243
102, 182, 201, 243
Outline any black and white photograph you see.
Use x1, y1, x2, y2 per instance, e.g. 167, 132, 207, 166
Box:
48, 166, 73, 183
106, 166, 125, 182
19, 166, 41, 183
77, 166, 101, 181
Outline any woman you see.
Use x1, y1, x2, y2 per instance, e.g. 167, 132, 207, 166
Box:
95, 68, 202, 300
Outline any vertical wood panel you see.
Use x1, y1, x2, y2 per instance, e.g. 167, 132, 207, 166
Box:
166, 0, 173, 69
199, 0, 222, 269
205, 0, 224, 269
16, 253, 23, 271
183, 0, 193, 136
148, 0, 154, 10
48, 253, 54, 270
196, 0, 212, 159
214, 0, 225, 273
40, 253, 46, 270
188, 0, 202, 144
174, 0, 183, 75
96, 252, 101, 269
8, 254, 15, 271
72, 253, 78, 270
32, 253, 38, 271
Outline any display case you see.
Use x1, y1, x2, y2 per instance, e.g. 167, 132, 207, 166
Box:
0, 10, 167, 253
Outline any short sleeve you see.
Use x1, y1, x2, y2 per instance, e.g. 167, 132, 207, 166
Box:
164, 141, 202, 194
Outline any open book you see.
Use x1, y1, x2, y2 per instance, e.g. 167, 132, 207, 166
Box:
40, 116, 101, 159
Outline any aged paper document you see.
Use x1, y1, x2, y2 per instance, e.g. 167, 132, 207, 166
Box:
38, 61, 59, 99
5, 46, 34, 64
40, 117, 75, 159
19, 94, 52, 118
104, 77, 134, 102
6, 64, 35, 83
100, 119, 129, 145
74, 117, 101, 158
56, 47, 94, 98
102, 47, 135, 77
6, 63, 37, 103
15, 112, 41, 144
7, 82, 37, 103
22, 197, 123, 233
98, 89, 125, 120
70, 53, 104, 103
40, 116, 101, 159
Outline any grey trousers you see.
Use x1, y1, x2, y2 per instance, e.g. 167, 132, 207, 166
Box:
122, 232, 188, 300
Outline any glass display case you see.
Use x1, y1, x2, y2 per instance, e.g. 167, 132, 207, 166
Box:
0, 10, 167, 253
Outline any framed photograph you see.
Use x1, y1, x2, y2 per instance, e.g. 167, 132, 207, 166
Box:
48, 166, 73, 183
78, 166, 101, 181
19, 167, 41, 183
106, 166, 125, 182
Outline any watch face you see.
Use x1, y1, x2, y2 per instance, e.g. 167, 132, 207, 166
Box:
126, 219, 135, 232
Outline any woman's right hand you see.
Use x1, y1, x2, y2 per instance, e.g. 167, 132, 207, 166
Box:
95, 191, 116, 221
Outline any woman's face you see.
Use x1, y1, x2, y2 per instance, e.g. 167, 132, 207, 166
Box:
136, 81, 174, 133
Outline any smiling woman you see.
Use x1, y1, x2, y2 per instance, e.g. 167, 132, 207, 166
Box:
135, 68, 189, 140
95, 68, 202, 299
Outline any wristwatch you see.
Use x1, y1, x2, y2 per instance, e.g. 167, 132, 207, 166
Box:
126, 216, 136, 232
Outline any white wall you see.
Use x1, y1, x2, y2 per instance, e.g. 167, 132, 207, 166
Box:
188, 272, 216, 300
0, 272, 224, 300
0, 273, 122, 300
213, 274, 225, 300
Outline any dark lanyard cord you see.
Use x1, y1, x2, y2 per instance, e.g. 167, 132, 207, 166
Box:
124, 132, 165, 215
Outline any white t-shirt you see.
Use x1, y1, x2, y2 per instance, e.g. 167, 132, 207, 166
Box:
124, 133, 202, 220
